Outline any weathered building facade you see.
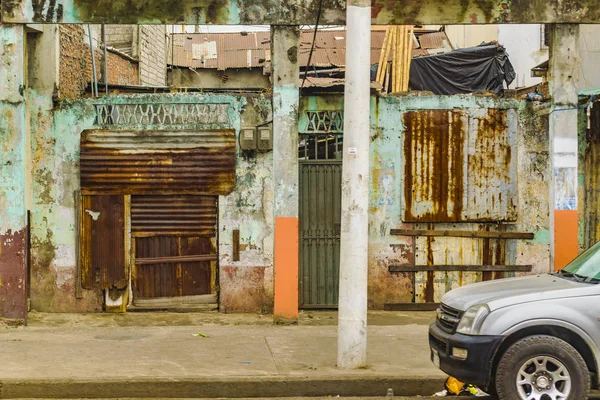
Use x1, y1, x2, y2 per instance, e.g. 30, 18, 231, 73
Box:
298, 94, 551, 309
1, 0, 597, 324
11, 82, 553, 316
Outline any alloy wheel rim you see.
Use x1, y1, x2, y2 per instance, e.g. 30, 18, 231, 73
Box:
516, 355, 571, 400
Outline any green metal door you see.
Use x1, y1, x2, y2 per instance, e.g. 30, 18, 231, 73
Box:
299, 160, 342, 308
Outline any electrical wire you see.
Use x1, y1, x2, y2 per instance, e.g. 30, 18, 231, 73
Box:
300, 0, 324, 90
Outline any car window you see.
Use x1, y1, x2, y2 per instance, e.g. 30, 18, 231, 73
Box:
563, 241, 600, 280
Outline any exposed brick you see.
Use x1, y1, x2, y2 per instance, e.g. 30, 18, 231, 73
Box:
59, 25, 139, 99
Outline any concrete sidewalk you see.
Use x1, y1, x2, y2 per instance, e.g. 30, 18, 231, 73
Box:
0, 311, 445, 399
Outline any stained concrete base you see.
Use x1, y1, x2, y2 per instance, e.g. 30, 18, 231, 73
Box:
0, 311, 444, 399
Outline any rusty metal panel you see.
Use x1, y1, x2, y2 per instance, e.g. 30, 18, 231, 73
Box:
80, 129, 236, 195
464, 109, 518, 221
131, 195, 217, 236
403, 110, 467, 222
584, 103, 600, 248
403, 109, 517, 223
80, 195, 127, 290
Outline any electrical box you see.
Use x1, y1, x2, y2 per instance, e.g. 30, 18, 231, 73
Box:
257, 127, 273, 151
240, 128, 256, 150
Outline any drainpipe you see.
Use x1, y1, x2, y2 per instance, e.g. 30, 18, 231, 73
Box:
103, 24, 108, 94
337, 0, 371, 370
88, 25, 98, 97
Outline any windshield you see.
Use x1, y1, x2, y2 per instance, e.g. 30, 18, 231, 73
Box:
560, 241, 600, 282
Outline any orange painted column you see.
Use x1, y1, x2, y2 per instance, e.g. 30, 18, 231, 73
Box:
554, 210, 579, 270
273, 217, 299, 321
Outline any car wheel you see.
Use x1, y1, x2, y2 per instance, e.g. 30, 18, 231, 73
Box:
495, 335, 589, 400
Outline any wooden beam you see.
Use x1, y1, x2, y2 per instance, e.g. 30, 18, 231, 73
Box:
135, 254, 217, 265
390, 229, 535, 240
232, 229, 240, 262
384, 303, 439, 311
389, 265, 533, 272
375, 27, 390, 85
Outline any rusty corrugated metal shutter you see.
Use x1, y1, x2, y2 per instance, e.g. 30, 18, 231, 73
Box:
403, 109, 517, 222
80, 129, 236, 195
131, 195, 217, 237
403, 110, 467, 222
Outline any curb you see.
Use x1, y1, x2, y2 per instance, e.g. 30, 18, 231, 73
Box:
0, 376, 446, 399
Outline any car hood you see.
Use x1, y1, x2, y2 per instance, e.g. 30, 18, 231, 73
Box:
442, 273, 597, 311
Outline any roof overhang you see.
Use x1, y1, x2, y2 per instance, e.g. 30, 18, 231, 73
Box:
2, 0, 600, 25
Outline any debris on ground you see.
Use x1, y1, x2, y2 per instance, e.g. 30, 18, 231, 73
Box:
433, 376, 488, 396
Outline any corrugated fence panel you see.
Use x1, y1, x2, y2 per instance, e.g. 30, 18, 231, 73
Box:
464, 108, 518, 221
403, 109, 517, 223
80, 130, 236, 195
131, 195, 217, 236
403, 110, 467, 222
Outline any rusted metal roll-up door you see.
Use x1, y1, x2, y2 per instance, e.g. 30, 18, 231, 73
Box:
80, 129, 236, 195
79, 130, 231, 308
131, 195, 218, 303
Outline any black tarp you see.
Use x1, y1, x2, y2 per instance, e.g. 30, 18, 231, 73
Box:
408, 44, 516, 95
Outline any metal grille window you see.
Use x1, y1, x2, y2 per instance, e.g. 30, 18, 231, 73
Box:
306, 111, 344, 133
299, 133, 343, 160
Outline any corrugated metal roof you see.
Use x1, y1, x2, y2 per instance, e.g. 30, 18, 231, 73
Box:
418, 32, 452, 50
169, 29, 451, 70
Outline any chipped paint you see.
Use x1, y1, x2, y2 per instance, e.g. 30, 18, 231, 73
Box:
4, 0, 600, 24
219, 95, 275, 313
579, 97, 600, 251
26, 90, 277, 313
0, 26, 27, 321
300, 94, 551, 308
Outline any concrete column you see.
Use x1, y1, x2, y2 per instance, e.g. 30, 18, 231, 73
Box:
271, 26, 300, 323
549, 24, 581, 269
0, 25, 28, 323
338, 0, 371, 369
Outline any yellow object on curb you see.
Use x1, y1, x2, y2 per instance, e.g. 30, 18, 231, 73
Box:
445, 376, 466, 395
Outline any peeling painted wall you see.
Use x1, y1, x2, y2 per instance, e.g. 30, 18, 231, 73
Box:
300, 94, 552, 309
4, 0, 600, 24
219, 94, 274, 314
0, 26, 28, 321
374, 96, 551, 307
27, 92, 274, 313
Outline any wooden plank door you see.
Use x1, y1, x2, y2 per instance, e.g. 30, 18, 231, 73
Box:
80, 195, 127, 290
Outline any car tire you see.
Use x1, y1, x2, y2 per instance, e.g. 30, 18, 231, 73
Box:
495, 335, 589, 400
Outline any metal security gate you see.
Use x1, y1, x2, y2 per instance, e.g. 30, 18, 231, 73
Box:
299, 127, 343, 308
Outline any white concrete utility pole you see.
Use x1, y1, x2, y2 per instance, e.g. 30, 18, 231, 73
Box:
337, 0, 371, 370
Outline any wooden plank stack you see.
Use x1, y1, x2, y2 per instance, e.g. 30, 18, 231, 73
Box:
376, 25, 414, 93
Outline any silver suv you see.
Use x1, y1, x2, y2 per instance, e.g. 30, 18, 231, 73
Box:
429, 241, 600, 400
